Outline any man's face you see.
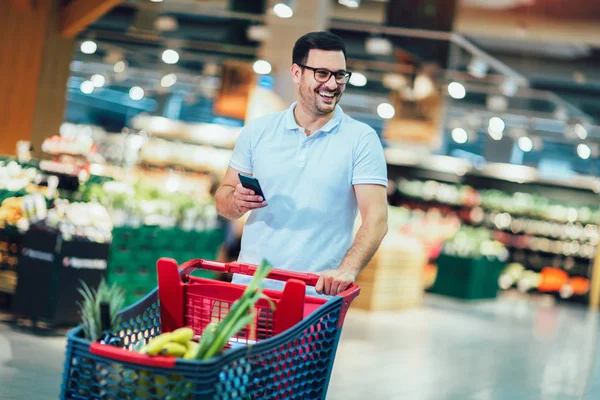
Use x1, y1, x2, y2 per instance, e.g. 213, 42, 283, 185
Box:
293, 49, 347, 116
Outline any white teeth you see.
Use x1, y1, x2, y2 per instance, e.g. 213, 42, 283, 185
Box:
319, 92, 334, 98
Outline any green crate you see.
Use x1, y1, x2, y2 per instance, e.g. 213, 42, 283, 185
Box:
106, 272, 129, 288
133, 270, 157, 287
429, 254, 505, 300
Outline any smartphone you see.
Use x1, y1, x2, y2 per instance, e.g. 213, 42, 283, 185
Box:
238, 173, 266, 200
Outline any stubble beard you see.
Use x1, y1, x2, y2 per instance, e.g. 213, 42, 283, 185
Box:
299, 83, 342, 117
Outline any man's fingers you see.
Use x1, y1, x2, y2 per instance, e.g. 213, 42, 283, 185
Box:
315, 276, 324, 294
237, 200, 267, 210
331, 281, 342, 296
236, 183, 255, 195
323, 276, 333, 296
237, 194, 263, 202
335, 280, 350, 295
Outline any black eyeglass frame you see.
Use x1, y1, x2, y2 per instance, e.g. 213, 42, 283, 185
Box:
296, 64, 352, 84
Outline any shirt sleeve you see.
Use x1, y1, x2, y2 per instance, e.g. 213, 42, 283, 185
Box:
228, 121, 254, 174
352, 131, 388, 187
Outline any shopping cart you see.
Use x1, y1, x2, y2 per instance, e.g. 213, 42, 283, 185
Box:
60, 258, 360, 399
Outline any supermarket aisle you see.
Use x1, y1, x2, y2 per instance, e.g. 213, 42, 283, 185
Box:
0, 323, 65, 399
329, 294, 600, 400
1, 294, 599, 400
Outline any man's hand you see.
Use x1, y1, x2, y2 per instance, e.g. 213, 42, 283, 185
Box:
315, 269, 356, 296
233, 183, 267, 214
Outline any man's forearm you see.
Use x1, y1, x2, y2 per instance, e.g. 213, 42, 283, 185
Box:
215, 186, 244, 220
339, 216, 388, 276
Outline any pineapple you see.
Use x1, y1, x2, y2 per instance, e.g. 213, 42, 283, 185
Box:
77, 278, 126, 342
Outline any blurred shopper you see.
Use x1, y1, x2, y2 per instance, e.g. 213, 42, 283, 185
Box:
215, 31, 388, 296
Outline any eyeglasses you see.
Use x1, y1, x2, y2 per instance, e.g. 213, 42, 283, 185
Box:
297, 64, 352, 84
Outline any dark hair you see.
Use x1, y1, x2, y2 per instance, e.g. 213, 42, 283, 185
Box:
292, 31, 347, 66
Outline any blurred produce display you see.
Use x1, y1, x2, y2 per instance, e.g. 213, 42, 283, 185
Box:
79, 179, 219, 231
0, 157, 225, 303
390, 176, 598, 303
398, 178, 600, 224
442, 226, 509, 261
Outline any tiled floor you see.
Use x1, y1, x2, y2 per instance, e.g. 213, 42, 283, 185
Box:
1, 294, 599, 399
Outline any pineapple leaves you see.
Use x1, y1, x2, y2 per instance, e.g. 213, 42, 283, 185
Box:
77, 278, 126, 341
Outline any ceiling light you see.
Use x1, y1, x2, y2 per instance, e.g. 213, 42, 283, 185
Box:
382, 74, 407, 90
80, 40, 97, 54
90, 74, 105, 88
273, 1, 294, 18
489, 117, 505, 133
413, 74, 434, 100
129, 86, 144, 101
377, 103, 395, 119
247, 25, 271, 42
339, 0, 360, 7
451, 128, 468, 144
500, 78, 518, 97
203, 63, 220, 76
349, 72, 367, 87
253, 60, 272, 75
365, 37, 393, 56
488, 126, 503, 141
162, 49, 179, 64
518, 136, 533, 152
161, 73, 177, 88
80, 80, 95, 94
150, 0, 163, 2
487, 95, 508, 112
554, 107, 568, 121
575, 123, 588, 140
577, 144, 591, 160
468, 58, 488, 79
448, 82, 466, 99
154, 16, 178, 31
114, 61, 128, 73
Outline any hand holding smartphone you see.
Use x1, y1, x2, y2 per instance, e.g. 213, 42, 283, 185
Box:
235, 174, 267, 213
238, 174, 266, 200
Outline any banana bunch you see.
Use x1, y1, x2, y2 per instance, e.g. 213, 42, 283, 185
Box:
140, 327, 199, 359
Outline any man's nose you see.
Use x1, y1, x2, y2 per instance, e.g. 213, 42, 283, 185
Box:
324, 75, 339, 90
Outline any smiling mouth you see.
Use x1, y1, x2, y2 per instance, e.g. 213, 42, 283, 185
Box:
317, 91, 337, 99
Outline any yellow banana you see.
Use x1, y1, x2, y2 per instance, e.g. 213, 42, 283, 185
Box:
160, 342, 187, 357
171, 327, 194, 344
142, 333, 174, 355
183, 341, 200, 360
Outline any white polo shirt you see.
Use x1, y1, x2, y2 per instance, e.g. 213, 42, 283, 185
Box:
229, 102, 387, 291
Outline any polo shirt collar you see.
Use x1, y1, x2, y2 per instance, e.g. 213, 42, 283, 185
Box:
285, 102, 344, 134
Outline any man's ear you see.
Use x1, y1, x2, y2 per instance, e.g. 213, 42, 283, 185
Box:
291, 64, 302, 84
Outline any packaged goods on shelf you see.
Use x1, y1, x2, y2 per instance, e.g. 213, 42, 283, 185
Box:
138, 138, 232, 174
132, 115, 241, 149
42, 135, 95, 157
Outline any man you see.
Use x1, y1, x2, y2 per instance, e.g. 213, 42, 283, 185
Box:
215, 31, 388, 296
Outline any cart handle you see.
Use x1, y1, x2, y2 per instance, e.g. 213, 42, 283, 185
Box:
180, 258, 360, 316
181, 259, 321, 284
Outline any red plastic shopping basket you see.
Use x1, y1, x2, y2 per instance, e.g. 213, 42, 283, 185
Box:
61, 258, 360, 399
